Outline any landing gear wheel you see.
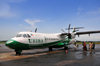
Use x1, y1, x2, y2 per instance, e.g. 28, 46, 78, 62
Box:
64, 46, 68, 50
15, 50, 22, 56
64, 44, 68, 50
49, 46, 53, 51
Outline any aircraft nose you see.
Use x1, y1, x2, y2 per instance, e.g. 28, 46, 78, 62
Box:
6, 40, 15, 48
6, 39, 30, 50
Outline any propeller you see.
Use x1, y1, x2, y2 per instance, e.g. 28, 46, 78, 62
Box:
61, 29, 66, 33
66, 25, 84, 32
61, 24, 71, 33
61, 24, 84, 39
61, 24, 84, 50
61, 24, 72, 50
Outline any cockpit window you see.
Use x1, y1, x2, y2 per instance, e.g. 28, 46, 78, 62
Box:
27, 34, 31, 37
16, 34, 31, 38
23, 34, 27, 38
16, 34, 22, 37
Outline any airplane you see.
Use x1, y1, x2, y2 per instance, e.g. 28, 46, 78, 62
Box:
5, 24, 100, 55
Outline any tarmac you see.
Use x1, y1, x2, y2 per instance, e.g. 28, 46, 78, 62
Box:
0, 44, 100, 66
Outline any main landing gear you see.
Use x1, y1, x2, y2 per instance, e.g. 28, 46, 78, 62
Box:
15, 49, 22, 56
49, 46, 53, 51
64, 46, 68, 50
64, 44, 68, 50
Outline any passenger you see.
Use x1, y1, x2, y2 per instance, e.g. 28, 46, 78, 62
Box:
82, 42, 87, 51
92, 42, 95, 53
65, 49, 68, 54
65, 46, 68, 54
92, 42, 95, 50
89, 42, 93, 54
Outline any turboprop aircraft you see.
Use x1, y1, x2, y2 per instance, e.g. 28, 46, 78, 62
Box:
6, 24, 100, 55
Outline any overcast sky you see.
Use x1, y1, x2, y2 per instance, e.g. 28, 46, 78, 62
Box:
0, 0, 100, 41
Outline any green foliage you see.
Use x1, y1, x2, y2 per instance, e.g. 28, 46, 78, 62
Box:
0, 41, 6, 44
76, 41, 100, 44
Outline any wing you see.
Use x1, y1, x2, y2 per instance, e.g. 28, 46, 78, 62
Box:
76, 30, 100, 35
60, 33, 68, 36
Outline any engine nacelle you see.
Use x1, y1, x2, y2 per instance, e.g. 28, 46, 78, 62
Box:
71, 33, 76, 39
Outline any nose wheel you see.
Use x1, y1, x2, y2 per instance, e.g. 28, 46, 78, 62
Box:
64, 43, 68, 50
49, 46, 53, 51
15, 50, 22, 56
64, 46, 68, 50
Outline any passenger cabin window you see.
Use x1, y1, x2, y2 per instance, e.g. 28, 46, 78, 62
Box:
23, 34, 27, 38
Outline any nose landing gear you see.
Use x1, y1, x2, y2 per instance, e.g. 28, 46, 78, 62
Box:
49, 46, 53, 51
15, 50, 22, 56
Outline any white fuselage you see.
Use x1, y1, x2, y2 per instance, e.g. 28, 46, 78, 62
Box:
12, 32, 62, 45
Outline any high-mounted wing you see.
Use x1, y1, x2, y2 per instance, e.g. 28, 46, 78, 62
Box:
60, 33, 68, 36
60, 33, 72, 39
76, 30, 100, 35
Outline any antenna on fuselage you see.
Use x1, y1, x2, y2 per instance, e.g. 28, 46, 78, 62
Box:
35, 28, 37, 33
68, 24, 71, 33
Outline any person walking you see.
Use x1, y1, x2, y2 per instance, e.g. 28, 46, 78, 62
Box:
92, 42, 95, 53
92, 42, 95, 50
82, 42, 87, 51
89, 42, 93, 54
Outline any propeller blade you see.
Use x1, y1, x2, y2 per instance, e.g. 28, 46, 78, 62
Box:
65, 27, 84, 30
74, 27, 84, 29
61, 29, 66, 33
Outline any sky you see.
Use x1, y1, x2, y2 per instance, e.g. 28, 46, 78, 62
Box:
0, 0, 100, 41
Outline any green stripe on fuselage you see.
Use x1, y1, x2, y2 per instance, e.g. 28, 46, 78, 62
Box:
52, 38, 71, 48
6, 40, 62, 50
6, 40, 30, 50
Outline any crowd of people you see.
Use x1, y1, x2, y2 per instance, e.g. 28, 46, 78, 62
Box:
82, 42, 95, 54
73, 42, 95, 54
65, 41, 95, 54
